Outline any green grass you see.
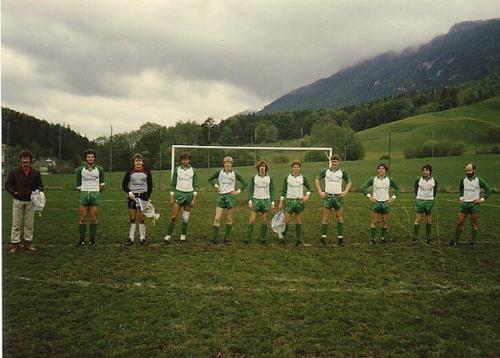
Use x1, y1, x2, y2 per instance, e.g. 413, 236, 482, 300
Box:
357, 97, 500, 159
3, 154, 500, 356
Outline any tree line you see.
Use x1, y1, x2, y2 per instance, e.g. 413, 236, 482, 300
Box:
3, 71, 499, 171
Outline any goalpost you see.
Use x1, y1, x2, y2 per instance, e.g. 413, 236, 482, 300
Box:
170, 145, 332, 179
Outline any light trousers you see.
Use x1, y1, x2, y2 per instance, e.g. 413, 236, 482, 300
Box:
11, 199, 35, 243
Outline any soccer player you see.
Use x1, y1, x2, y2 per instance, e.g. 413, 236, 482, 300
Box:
122, 154, 153, 246
165, 152, 198, 244
315, 154, 352, 246
245, 160, 275, 244
5, 149, 44, 253
360, 163, 400, 244
449, 163, 492, 248
278, 161, 312, 246
75, 149, 105, 246
208, 156, 247, 245
412, 164, 438, 244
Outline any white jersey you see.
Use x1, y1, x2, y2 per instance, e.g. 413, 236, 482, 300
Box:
251, 175, 271, 199
209, 169, 246, 195
175, 166, 195, 192
416, 177, 436, 200
76, 165, 104, 192
318, 168, 350, 195
283, 174, 311, 199
461, 177, 481, 202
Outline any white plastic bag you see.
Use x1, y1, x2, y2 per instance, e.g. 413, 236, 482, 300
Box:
136, 198, 160, 223
31, 190, 46, 214
271, 211, 286, 236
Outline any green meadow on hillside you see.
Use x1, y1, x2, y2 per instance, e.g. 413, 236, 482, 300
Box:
356, 97, 500, 160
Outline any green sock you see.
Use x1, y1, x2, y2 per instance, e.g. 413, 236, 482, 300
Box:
89, 223, 97, 241
79, 224, 86, 241
337, 223, 344, 237
455, 227, 462, 242
381, 227, 387, 238
370, 227, 376, 239
224, 224, 232, 239
259, 224, 267, 242
246, 224, 254, 242
283, 224, 289, 238
295, 224, 302, 243
321, 224, 328, 238
425, 224, 432, 241
471, 229, 478, 243
181, 222, 188, 235
212, 225, 220, 242
167, 222, 175, 235
413, 224, 420, 238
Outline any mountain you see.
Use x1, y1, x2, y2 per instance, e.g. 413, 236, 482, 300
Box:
260, 18, 500, 114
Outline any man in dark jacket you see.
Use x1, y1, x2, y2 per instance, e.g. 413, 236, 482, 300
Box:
5, 149, 44, 253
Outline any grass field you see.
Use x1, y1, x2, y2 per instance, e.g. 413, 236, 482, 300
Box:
357, 96, 500, 159
3, 155, 500, 356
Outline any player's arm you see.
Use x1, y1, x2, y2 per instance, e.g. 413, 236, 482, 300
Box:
170, 167, 178, 198
279, 176, 288, 209
459, 178, 465, 202
360, 177, 374, 197
208, 170, 220, 191
75, 166, 82, 191
98, 165, 105, 191
302, 176, 312, 201
146, 170, 153, 199
414, 177, 419, 196
478, 176, 492, 200
315, 169, 326, 197
248, 176, 255, 202
433, 178, 438, 198
235, 171, 247, 191
389, 177, 400, 199
5, 170, 16, 196
34, 170, 44, 192
341, 171, 352, 196
270, 177, 275, 208
192, 168, 198, 196
122, 171, 131, 193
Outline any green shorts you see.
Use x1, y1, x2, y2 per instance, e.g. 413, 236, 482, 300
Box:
217, 193, 237, 209
371, 201, 390, 214
175, 190, 194, 206
80, 191, 101, 207
460, 202, 480, 214
252, 198, 271, 213
323, 194, 343, 210
415, 199, 434, 214
285, 199, 305, 214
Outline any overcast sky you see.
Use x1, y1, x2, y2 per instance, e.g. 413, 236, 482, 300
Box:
2, 0, 500, 139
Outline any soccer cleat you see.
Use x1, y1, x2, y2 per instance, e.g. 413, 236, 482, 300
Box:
295, 240, 303, 247
243, 240, 250, 245
23, 241, 36, 252
279, 240, 286, 246
75, 240, 85, 247
380, 237, 386, 244
89, 240, 97, 246
180, 235, 186, 242
140, 239, 149, 246
223, 239, 230, 245
10, 243, 20, 253
337, 237, 344, 246
370, 238, 376, 245
259, 240, 267, 245
448, 239, 457, 246
320, 238, 327, 246
425, 239, 432, 245
469, 241, 476, 248
125, 239, 134, 246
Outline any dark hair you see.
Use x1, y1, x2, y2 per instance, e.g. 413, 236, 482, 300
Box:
377, 163, 389, 172
330, 154, 341, 161
422, 164, 432, 173
132, 153, 144, 163
83, 149, 96, 158
18, 149, 33, 161
180, 152, 192, 160
291, 160, 301, 167
255, 160, 268, 172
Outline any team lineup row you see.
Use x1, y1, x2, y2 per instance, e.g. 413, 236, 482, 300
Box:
5, 149, 492, 253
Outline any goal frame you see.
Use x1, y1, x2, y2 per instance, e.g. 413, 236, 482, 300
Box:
170, 144, 332, 178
